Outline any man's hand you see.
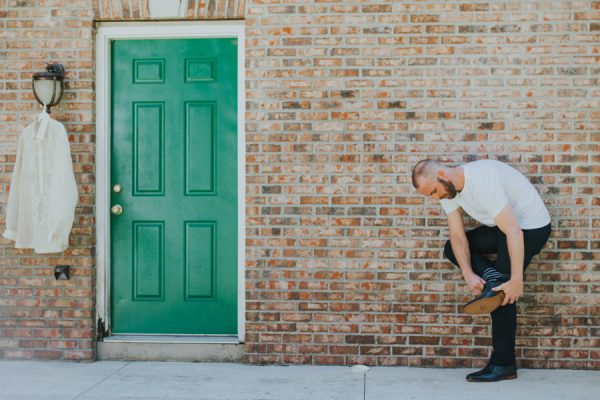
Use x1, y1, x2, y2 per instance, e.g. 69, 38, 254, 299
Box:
493, 279, 523, 306
465, 273, 486, 295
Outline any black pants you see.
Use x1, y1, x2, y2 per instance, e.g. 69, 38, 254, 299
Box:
443, 223, 551, 366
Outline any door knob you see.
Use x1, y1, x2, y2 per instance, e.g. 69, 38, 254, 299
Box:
111, 204, 123, 216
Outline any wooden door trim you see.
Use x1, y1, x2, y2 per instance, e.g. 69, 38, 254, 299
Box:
95, 21, 246, 342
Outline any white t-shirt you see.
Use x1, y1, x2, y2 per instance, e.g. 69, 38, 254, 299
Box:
440, 160, 550, 229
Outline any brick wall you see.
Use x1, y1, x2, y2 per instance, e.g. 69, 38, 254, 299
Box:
0, 0, 95, 360
243, 1, 599, 369
93, 0, 246, 20
0, 0, 598, 368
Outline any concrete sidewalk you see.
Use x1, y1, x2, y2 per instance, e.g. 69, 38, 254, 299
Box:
0, 361, 598, 400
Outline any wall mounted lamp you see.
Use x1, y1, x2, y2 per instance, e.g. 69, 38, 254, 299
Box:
32, 63, 65, 113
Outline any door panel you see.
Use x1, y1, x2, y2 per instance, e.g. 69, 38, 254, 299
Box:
133, 102, 164, 195
184, 101, 215, 194
110, 38, 237, 334
133, 222, 164, 300
184, 222, 215, 299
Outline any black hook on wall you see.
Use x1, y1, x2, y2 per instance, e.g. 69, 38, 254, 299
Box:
54, 265, 70, 280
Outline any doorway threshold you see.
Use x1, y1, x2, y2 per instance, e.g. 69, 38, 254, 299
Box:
103, 334, 241, 344
98, 335, 244, 362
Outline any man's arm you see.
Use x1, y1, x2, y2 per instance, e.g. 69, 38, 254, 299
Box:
492, 204, 524, 305
447, 209, 486, 295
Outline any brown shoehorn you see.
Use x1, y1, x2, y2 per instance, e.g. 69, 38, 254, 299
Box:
463, 291, 505, 314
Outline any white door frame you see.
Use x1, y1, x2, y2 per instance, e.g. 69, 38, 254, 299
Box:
95, 21, 246, 342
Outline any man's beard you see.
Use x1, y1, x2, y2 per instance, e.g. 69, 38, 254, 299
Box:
437, 178, 457, 199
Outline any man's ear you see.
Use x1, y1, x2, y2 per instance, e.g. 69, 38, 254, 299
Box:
437, 168, 446, 179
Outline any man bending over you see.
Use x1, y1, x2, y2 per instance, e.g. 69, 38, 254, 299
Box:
411, 159, 551, 382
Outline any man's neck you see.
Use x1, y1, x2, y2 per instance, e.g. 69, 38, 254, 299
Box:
449, 166, 465, 192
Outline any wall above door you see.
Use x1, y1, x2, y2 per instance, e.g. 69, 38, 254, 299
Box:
93, 0, 246, 20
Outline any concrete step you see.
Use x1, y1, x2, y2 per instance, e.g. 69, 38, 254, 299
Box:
97, 335, 244, 362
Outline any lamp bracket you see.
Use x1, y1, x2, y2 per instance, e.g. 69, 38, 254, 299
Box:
46, 63, 64, 75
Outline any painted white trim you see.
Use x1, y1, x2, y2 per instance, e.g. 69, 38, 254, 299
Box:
95, 21, 246, 343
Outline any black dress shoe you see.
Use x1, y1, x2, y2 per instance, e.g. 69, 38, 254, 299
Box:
466, 363, 517, 382
463, 278, 507, 314
466, 363, 492, 380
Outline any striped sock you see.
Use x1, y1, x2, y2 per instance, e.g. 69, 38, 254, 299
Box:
482, 266, 506, 282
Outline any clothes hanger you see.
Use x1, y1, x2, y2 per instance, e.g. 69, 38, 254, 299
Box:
34, 102, 49, 140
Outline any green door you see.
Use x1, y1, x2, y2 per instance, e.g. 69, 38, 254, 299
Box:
110, 38, 238, 334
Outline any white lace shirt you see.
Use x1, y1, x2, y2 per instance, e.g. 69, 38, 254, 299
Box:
3, 111, 78, 253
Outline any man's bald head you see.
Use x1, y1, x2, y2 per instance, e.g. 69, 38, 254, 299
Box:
412, 159, 460, 200
411, 159, 442, 189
